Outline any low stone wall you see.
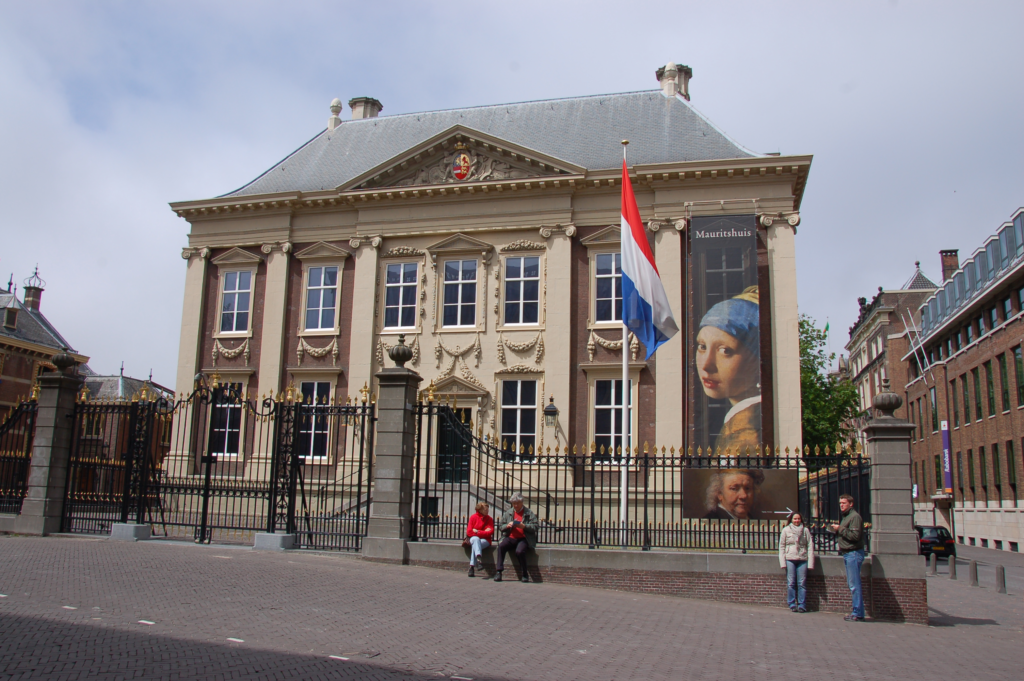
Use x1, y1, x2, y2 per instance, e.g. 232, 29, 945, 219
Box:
366, 541, 927, 624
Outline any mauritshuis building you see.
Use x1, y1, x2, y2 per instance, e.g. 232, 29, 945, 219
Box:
168, 64, 810, 478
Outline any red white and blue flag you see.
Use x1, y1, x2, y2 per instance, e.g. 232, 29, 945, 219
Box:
620, 160, 679, 359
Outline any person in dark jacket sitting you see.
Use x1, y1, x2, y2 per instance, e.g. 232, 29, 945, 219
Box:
830, 493, 866, 621
494, 492, 538, 582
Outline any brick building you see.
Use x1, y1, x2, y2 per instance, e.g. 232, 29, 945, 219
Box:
843, 265, 937, 444
0, 269, 88, 420
907, 208, 1024, 552
167, 63, 812, 478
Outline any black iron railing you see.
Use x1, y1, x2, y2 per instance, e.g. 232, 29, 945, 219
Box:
412, 403, 870, 553
0, 400, 38, 514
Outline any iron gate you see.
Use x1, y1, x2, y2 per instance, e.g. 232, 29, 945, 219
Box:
0, 399, 38, 514
62, 379, 375, 551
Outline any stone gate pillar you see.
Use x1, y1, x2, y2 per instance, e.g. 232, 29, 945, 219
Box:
15, 352, 83, 536
863, 380, 927, 623
362, 337, 421, 564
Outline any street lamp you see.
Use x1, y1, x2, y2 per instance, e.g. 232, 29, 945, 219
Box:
543, 394, 559, 428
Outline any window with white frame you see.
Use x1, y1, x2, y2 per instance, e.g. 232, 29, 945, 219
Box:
220, 271, 252, 333
299, 381, 331, 459
304, 266, 339, 331
500, 379, 536, 460
504, 256, 540, 325
594, 379, 632, 460
594, 253, 622, 322
443, 260, 477, 327
208, 382, 243, 456
384, 262, 418, 329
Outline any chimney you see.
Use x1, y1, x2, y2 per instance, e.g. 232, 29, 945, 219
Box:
328, 98, 343, 131
23, 266, 45, 312
655, 62, 693, 101
940, 249, 959, 282
349, 97, 383, 119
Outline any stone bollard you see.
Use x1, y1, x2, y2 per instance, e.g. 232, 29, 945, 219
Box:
996, 565, 1006, 594
949, 556, 957, 580
927, 553, 937, 576
969, 560, 979, 587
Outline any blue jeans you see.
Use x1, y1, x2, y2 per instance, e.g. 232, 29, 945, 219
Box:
469, 536, 490, 565
786, 560, 808, 609
843, 549, 866, 618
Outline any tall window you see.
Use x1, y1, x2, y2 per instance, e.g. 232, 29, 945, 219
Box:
955, 330, 963, 352
1014, 347, 1024, 406
500, 380, 536, 460
595, 253, 622, 322
989, 307, 999, 330
968, 450, 975, 489
966, 323, 974, 344
504, 256, 540, 325
384, 263, 418, 329
961, 376, 970, 424
993, 443, 1001, 487
1010, 440, 1018, 486
934, 454, 942, 490
1003, 298, 1013, 321
594, 379, 632, 460
972, 368, 983, 421
980, 446, 988, 487
999, 353, 1011, 412
299, 382, 331, 459
985, 361, 996, 417
220, 271, 252, 333
951, 379, 959, 428
929, 387, 939, 433
304, 266, 339, 330
209, 382, 243, 456
917, 399, 924, 437
956, 452, 963, 490
443, 260, 477, 327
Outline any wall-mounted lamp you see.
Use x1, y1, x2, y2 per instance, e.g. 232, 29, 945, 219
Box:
543, 394, 559, 428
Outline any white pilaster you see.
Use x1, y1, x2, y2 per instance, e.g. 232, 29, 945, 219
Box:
653, 224, 683, 449
543, 228, 574, 449
173, 248, 209, 398
765, 219, 802, 451
257, 242, 292, 396
347, 239, 380, 399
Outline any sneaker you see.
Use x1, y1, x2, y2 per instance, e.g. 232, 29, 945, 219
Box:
468, 566, 475, 578
494, 572, 502, 582
844, 614, 865, 622
475, 557, 483, 569
790, 606, 797, 612
797, 607, 807, 613
520, 575, 529, 583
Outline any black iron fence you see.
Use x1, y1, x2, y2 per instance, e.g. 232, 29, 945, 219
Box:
412, 403, 870, 553
62, 380, 374, 551
0, 400, 37, 514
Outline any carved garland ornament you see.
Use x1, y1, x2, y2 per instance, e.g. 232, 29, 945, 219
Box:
297, 337, 339, 366
376, 335, 420, 368
500, 240, 546, 253
587, 330, 639, 362
496, 332, 544, 365
383, 246, 424, 257
212, 339, 249, 367
434, 334, 482, 368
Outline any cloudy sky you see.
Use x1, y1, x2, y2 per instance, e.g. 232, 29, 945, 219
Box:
2, 1, 1022, 386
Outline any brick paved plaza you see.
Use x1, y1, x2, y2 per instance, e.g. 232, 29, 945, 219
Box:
0, 536, 1021, 681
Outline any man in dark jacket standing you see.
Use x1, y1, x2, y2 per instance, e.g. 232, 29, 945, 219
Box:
830, 494, 866, 621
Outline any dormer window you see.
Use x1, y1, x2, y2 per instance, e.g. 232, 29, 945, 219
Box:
3, 308, 16, 330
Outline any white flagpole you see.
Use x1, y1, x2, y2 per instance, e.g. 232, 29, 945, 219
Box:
620, 140, 630, 549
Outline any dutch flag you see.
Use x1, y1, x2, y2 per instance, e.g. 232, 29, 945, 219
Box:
620, 159, 679, 359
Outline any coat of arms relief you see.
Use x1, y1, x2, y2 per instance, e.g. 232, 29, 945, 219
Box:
393, 143, 541, 187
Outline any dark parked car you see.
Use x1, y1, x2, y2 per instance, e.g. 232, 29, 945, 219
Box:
915, 525, 956, 558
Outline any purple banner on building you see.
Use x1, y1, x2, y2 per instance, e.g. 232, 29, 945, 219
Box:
941, 420, 953, 493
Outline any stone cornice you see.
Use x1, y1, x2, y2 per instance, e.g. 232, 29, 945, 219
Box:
0, 336, 89, 364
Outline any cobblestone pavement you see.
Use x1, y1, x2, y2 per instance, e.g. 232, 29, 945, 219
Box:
1, 536, 1022, 681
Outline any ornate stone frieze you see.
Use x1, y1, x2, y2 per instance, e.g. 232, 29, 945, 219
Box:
500, 240, 546, 253
383, 246, 425, 258
394, 146, 541, 187
587, 330, 639, 362
434, 334, 482, 368
496, 332, 544, 365
296, 337, 339, 366
495, 364, 540, 375
212, 338, 249, 367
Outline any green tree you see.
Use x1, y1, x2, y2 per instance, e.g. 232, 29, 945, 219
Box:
800, 314, 861, 453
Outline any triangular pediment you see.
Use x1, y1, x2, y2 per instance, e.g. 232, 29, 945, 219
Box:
427, 233, 494, 255
294, 241, 351, 261
211, 247, 264, 266
580, 225, 621, 246
339, 126, 585, 191
432, 375, 490, 400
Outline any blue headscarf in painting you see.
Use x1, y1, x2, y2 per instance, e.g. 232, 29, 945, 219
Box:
699, 286, 760, 358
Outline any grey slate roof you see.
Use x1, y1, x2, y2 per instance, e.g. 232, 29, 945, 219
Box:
902, 267, 937, 291
82, 374, 173, 401
224, 90, 762, 198
0, 293, 77, 353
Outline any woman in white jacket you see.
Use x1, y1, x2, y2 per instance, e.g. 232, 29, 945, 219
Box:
778, 513, 815, 612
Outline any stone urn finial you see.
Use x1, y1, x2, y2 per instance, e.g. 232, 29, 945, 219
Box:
389, 334, 414, 368
51, 347, 77, 375
873, 378, 902, 418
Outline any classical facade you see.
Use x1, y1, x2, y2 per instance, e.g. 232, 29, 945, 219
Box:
843, 264, 937, 442
169, 64, 810, 476
0, 269, 88, 420
907, 208, 1024, 552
